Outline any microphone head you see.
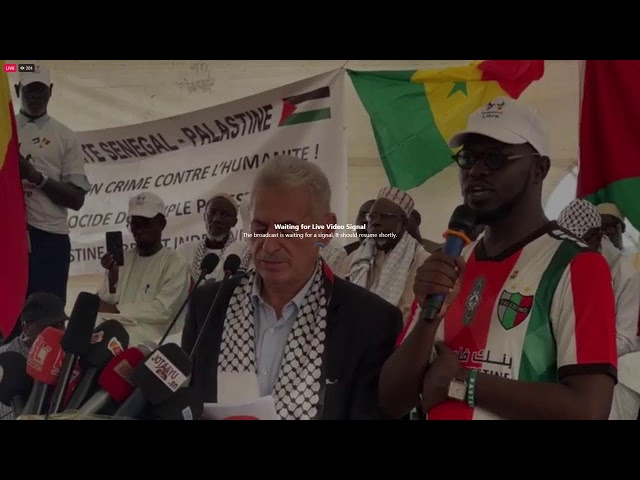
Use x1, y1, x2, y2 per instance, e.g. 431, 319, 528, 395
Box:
145, 385, 203, 420
223, 254, 241, 276
200, 253, 220, 275
448, 204, 477, 238
98, 347, 147, 403
133, 343, 192, 405
83, 320, 130, 369
0, 352, 33, 405
26, 327, 65, 384
62, 292, 100, 356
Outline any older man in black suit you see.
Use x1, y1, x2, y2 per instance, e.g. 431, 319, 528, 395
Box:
182, 155, 402, 420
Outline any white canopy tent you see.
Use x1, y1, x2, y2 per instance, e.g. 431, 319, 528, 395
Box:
6, 59, 587, 310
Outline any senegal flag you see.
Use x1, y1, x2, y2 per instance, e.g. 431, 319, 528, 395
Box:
348, 60, 545, 190
578, 60, 640, 230
0, 63, 28, 338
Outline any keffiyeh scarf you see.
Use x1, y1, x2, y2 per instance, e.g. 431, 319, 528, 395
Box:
191, 235, 234, 279
346, 231, 420, 307
218, 259, 333, 419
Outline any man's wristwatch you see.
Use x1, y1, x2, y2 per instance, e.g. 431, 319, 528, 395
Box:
447, 369, 478, 407
447, 373, 468, 402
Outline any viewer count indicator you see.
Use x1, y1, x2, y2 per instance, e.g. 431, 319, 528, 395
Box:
18, 64, 35, 72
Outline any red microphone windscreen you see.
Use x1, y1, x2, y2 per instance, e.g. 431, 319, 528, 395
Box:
98, 347, 146, 403
26, 327, 65, 385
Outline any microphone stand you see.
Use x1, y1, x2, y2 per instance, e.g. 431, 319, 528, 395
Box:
158, 267, 213, 346
189, 269, 235, 362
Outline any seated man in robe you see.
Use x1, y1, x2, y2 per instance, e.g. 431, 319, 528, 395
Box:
98, 192, 191, 345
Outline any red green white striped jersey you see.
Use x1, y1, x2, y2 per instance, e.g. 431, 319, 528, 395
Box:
399, 222, 618, 420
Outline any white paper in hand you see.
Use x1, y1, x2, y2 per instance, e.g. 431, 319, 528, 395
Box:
202, 395, 279, 420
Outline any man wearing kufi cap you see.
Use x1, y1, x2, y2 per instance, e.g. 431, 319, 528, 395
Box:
339, 186, 429, 323
178, 193, 246, 283
558, 198, 640, 420
11, 63, 91, 341
381, 97, 618, 421
97, 192, 191, 345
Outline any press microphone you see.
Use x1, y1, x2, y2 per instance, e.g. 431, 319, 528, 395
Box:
65, 320, 130, 411
48, 292, 100, 415
77, 343, 155, 415
112, 343, 192, 419
189, 254, 241, 361
23, 327, 65, 416
158, 253, 219, 346
420, 204, 476, 321
0, 352, 33, 418
62, 361, 84, 410
145, 385, 203, 420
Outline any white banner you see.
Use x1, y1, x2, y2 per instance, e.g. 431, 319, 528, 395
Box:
70, 69, 347, 276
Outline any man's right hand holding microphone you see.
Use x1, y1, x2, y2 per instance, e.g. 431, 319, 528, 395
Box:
379, 250, 466, 419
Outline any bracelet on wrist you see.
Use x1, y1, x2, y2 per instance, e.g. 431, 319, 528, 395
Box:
466, 368, 478, 408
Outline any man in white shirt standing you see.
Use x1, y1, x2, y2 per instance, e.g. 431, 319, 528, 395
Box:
14, 64, 90, 313
97, 192, 191, 345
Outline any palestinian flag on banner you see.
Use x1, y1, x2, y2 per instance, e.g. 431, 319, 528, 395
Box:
0, 63, 28, 338
348, 60, 545, 191
577, 60, 640, 231
279, 87, 331, 126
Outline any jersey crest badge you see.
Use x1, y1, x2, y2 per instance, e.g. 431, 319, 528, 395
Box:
497, 290, 534, 330
463, 277, 485, 326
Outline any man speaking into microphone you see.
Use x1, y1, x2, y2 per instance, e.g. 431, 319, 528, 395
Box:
379, 97, 618, 420
182, 155, 402, 420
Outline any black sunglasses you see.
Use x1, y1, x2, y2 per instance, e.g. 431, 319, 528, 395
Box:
452, 149, 540, 171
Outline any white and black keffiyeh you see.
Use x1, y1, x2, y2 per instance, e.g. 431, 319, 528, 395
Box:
191, 235, 234, 279
218, 259, 333, 420
346, 231, 420, 307
557, 199, 602, 238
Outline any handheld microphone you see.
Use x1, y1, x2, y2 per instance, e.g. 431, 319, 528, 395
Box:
23, 327, 65, 416
419, 204, 476, 321
77, 343, 155, 415
158, 253, 219, 346
145, 385, 203, 420
189, 254, 241, 361
0, 352, 33, 418
48, 292, 100, 415
65, 320, 130, 411
112, 343, 192, 419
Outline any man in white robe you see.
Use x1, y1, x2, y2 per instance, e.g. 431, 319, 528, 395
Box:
97, 192, 191, 345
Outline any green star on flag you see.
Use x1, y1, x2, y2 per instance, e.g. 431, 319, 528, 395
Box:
448, 82, 468, 97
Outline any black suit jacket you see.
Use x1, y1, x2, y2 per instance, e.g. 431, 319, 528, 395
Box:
181, 274, 403, 420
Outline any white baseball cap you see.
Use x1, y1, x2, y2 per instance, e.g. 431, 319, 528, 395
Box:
128, 192, 166, 218
19, 64, 51, 87
449, 97, 550, 157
